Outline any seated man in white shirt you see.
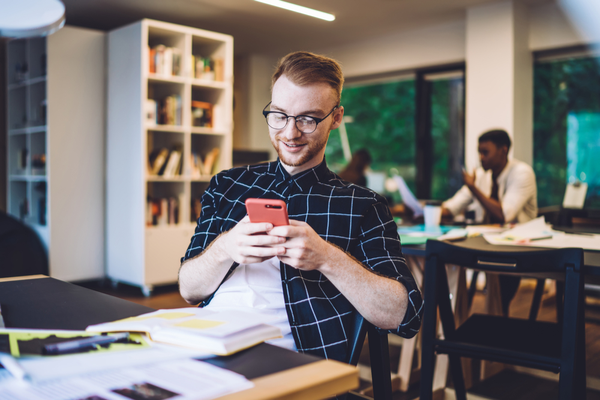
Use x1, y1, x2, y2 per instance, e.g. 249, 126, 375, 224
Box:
441, 129, 538, 315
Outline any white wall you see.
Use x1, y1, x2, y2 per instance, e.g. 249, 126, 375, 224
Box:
327, 20, 466, 77
48, 26, 106, 281
233, 54, 278, 160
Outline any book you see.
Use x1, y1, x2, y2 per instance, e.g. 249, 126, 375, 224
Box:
203, 147, 220, 175
86, 308, 282, 356
148, 148, 169, 176
162, 150, 181, 177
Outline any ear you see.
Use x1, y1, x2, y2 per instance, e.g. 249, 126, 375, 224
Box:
330, 106, 344, 130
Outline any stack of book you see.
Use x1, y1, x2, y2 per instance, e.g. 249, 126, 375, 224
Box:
145, 95, 182, 126
191, 55, 224, 81
191, 101, 213, 127
146, 195, 183, 226
148, 148, 183, 178
149, 45, 182, 77
190, 147, 220, 177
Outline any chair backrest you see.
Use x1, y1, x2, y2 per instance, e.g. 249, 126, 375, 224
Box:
345, 312, 393, 400
425, 239, 583, 276
346, 310, 369, 367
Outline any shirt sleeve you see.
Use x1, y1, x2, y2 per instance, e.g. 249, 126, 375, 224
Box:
353, 200, 423, 339
442, 184, 473, 216
501, 164, 537, 223
181, 173, 222, 263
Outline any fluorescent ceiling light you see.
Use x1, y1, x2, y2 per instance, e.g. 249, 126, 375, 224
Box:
254, 0, 335, 21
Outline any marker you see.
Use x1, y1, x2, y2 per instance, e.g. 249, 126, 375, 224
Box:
0, 353, 29, 381
42, 332, 130, 355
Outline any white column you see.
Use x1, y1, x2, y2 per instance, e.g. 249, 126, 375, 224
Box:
465, 0, 533, 169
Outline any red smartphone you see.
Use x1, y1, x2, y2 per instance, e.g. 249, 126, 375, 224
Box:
245, 198, 289, 226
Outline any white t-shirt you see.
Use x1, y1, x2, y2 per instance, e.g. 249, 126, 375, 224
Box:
443, 159, 538, 224
204, 257, 296, 351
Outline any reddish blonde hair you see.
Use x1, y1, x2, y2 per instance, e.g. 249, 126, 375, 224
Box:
272, 51, 344, 104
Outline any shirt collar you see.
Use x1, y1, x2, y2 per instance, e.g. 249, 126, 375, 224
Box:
271, 158, 331, 192
496, 159, 513, 184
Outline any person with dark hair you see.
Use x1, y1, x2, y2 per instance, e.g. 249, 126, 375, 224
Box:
442, 129, 537, 224
442, 129, 537, 315
338, 148, 372, 187
178, 51, 423, 362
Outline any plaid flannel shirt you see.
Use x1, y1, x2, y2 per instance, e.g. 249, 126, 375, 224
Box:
182, 159, 423, 362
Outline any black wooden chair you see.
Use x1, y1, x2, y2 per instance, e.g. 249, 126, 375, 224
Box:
420, 239, 586, 400
344, 312, 393, 400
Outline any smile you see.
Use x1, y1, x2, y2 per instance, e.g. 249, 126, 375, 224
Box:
282, 142, 306, 148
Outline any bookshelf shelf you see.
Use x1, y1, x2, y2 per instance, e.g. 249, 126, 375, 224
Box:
107, 19, 233, 295
5, 27, 106, 281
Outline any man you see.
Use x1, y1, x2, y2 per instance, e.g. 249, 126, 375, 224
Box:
442, 129, 537, 225
442, 129, 538, 315
178, 51, 422, 362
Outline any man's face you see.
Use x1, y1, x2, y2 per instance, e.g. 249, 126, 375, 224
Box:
478, 140, 507, 171
269, 75, 343, 175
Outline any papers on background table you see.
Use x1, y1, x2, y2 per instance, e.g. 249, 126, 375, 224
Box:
393, 175, 423, 217
483, 216, 600, 251
0, 357, 253, 400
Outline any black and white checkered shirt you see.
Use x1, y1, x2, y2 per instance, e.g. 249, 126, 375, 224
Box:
182, 159, 423, 362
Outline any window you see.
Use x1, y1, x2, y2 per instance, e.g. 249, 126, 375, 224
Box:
326, 66, 464, 204
325, 77, 416, 203
534, 51, 600, 208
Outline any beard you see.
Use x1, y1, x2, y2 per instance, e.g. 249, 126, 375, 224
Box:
271, 131, 329, 168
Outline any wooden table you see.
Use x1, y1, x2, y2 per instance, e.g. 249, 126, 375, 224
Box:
0, 275, 359, 400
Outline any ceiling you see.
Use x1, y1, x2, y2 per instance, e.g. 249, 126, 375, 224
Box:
61, 0, 551, 56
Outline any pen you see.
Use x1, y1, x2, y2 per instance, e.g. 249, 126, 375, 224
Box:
42, 332, 130, 355
0, 353, 29, 381
0, 304, 5, 328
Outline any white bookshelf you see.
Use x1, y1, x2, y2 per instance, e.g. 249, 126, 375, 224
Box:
106, 19, 233, 295
5, 27, 106, 281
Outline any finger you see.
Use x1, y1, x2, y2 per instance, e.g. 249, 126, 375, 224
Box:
242, 222, 274, 235
238, 244, 285, 259
248, 234, 286, 246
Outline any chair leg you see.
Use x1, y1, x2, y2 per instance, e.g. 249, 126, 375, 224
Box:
556, 281, 564, 325
368, 329, 392, 400
419, 257, 441, 400
529, 279, 545, 321
448, 354, 467, 400
467, 270, 479, 309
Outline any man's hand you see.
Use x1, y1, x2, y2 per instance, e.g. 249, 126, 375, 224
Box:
221, 216, 287, 265
462, 169, 476, 189
268, 220, 332, 272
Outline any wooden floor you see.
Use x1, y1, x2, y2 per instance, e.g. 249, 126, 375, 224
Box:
78, 278, 600, 400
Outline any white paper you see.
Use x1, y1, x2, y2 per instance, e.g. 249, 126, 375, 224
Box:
18, 346, 211, 384
393, 175, 423, 217
484, 230, 600, 251
485, 217, 554, 243
0, 358, 253, 400
563, 182, 588, 209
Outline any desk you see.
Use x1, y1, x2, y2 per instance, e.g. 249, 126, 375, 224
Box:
0, 275, 359, 400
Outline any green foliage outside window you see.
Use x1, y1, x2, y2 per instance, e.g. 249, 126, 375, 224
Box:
534, 56, 600, 208
325, 79, 416, 204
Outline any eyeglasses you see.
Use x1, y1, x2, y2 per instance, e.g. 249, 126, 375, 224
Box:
262, 101, 338, 134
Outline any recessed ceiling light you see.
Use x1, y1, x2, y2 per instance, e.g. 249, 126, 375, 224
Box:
254, 0, 335, 22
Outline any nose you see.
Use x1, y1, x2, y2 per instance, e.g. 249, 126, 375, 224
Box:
281, 117, 302, 140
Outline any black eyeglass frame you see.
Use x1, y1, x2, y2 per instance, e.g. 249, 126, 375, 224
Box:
262, 101, 339, 134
